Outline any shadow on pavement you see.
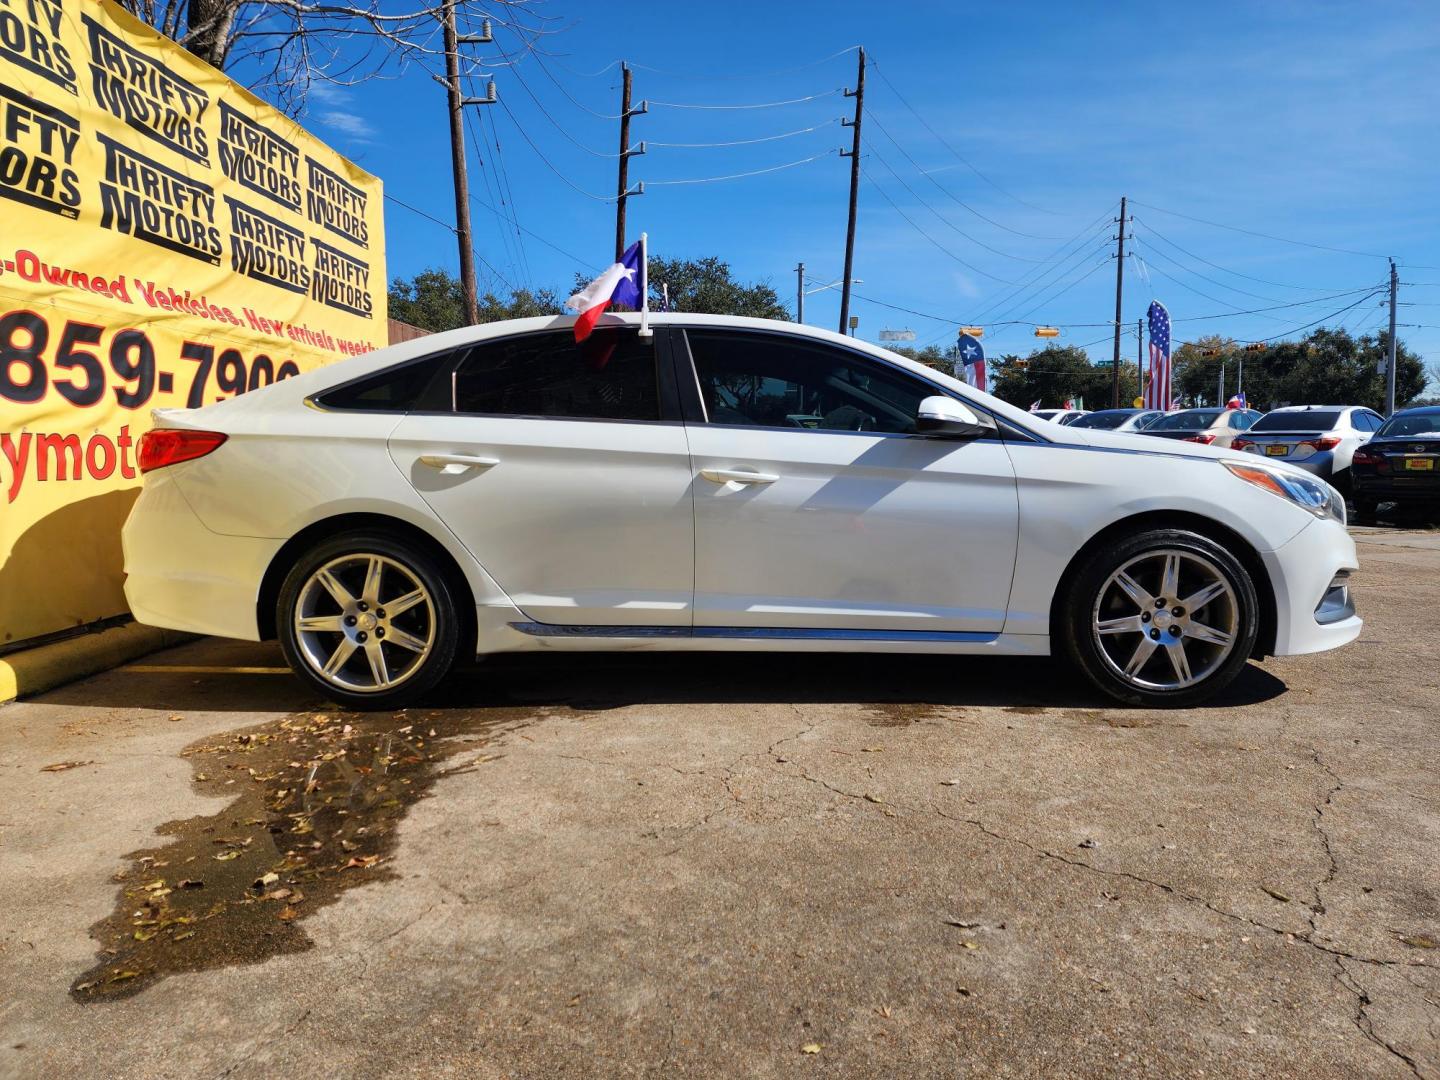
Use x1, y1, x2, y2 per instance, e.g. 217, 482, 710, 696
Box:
52, 639, 1289, 714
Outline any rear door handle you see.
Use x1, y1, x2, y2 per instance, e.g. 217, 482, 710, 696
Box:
700, 468, 779, 485
419, 453, 499, 474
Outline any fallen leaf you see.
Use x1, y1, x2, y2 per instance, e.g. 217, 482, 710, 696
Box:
961, 941, 979, 950
277, 905, 299, 922
214, 851, 240, 862
168, 715, 184, 722
108, 970, 140, 983
173, 930, 196, 941
1261, 886, 1291, 903
343, 855, 381, 870
177, 879, 204, 889
40, 761, 93, 772
861, 747, 884, 753
1078, 839, 1099, 849
800, 1044, 821, 1055
944, 919, 981, 929
863, 793, 884, 804
878, 1005, 892, 1018
1400, 934, 1438, 949
939, 779, 960, 786
253, 872, 279, 890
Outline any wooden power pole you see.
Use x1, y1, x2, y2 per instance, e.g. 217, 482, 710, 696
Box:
440, 0, 493, 325
614, 64, 646, 260
1110, 195, 1127, 408
838, 47, 865, 335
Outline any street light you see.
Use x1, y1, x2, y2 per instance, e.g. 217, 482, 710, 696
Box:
795, 274, 862, 325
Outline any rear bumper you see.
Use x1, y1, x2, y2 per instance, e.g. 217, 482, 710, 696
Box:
1286, 451, 1335, 479
1259, 518, 1361, 656
121, 471, 281, 641
1352, 474, 1440, 501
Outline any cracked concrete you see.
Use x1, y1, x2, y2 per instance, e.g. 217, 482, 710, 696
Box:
1, 529, 1438, 1078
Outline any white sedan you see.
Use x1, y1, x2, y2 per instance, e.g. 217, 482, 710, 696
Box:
123, 314, 1360, 710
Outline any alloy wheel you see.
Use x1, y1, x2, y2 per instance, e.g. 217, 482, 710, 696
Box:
1091, 548, 1240, 692
293, 553, 436, 693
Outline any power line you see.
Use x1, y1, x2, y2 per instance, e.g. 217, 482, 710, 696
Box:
558, 46, 861, 82
647, 120, 841, 149
867, 57, 1061, 217
494, 93, 618, 201
647, 88, 843, 110
860, 169, 1022, 286
964, 206, 1117, 326
646, 150, 838, 186
865, 110, 1062, 241
1129, 200, 1390, 260
1132, 216, 1345, 292
383, 192, 521, 294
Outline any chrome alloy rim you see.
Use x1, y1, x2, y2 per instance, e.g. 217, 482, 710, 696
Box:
293, 554, 435, 693
1091, 549, 1239, 692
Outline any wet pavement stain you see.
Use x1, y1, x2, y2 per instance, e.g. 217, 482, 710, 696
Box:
862, 702, 945, 727
71, 704, 539, 1002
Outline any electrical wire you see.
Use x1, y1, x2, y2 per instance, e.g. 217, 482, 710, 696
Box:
647, 88, 843, 110
867, 57, 1061, 217
647, 120, 841, 149
645, 151, 837, 186
859, 169, 1022, 286
383, 192, 521, 294
865, 110, 1063, 242
494, 93, 618, 201
1129, 233, 1284, 304
1132, 216, 1346, 292
463, 89, 529, 288
1129, 201, 1391, 260
570, 46, 861, 81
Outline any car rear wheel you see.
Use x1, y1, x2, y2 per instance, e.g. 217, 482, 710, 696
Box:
277, 532, 461, 710
1059, 529, 1259, 707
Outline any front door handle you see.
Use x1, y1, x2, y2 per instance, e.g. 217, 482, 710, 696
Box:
419, 453, 499, 474
701, 468, 779, 485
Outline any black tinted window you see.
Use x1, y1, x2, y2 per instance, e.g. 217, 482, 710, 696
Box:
686, 330, 932, 434
316, 352, 452, 412
1072, 411, 1133, 429
452, 329, 659, 421
1148, 410, 1221, 431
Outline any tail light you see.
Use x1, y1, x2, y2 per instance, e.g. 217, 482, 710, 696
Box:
137, 429, 228, 473
1351, 447, 1386, 470
1301, 436, 1341, 451
1183, 433, 1217, 444
1232, 437, 1253, 451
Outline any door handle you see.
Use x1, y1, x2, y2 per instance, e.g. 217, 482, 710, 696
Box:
419, 453, 499, 473
701, 468, 779, 485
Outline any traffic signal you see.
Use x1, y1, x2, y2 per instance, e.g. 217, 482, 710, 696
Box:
1200, 349, 1220, 357
1034, 326, 1060, 338
1244, 343, 1265, 353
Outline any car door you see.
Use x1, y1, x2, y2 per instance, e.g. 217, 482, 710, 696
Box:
677, 327, 1019, 634
387, 327, 695, 627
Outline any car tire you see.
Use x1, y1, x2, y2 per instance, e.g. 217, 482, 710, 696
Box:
1058, 528, 1260, 708
277, 531, 462, 710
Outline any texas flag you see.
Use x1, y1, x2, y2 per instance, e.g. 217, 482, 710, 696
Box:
957, 331, 986, 393
566, 240, 645, 342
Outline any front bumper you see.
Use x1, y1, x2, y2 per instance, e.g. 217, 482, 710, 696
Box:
122, 471, 282, 641
1258, 517, 1361, 656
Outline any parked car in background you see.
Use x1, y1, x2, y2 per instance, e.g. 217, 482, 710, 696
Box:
1350, 405, 1440, 521
1139, 407, 1264, 448
1070, 408, 1165, 432
1232, 405, 1383, 491
121, 313, 1360, 711
1032, 409, 1090, 425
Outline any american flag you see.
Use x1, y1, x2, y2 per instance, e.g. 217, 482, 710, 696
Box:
1144, 300, 1172, 410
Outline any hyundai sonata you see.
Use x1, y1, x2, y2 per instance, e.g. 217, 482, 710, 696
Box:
123, 315, 1360, 709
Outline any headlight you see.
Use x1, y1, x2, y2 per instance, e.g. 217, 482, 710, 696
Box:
1223, 461, 1345, 524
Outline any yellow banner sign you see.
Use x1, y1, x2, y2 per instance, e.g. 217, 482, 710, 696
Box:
0, 0, 386, 648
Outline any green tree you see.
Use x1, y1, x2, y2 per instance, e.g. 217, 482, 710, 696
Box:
888, 344, 958, 378
641, 256, 788, 319
388, 268, 563, 333
989, 345, 1139, 410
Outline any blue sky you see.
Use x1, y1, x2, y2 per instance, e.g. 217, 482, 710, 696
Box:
296, 0, 1440, 368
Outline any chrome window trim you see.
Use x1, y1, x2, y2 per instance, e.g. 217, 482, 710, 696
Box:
509, 622, 1000, 643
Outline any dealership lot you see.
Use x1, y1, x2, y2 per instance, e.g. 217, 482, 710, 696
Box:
1, 528, 1437, 1079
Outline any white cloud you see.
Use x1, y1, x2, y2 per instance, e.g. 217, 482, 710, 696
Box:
305, 83, 376, 142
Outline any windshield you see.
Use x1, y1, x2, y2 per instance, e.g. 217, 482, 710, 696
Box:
1249, 410, 1340, 433
1376, 413, 1440, 438
1148, 410, 1222, 431
1072, 411, 1134, 429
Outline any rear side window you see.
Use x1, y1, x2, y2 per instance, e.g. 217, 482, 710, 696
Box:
452, 328, 659, 421
315, 352, 452, 412
1148, 410, 1221, 431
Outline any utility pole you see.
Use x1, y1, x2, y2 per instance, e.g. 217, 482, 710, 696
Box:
1136, 316, 1142, 405
441, 0, 481, 325
1217, 362, 1225, 408
796, 262, 805, 324
838, 47, 865, 336
1110, 195, 1127, 408
1385, 258, 1399, 415
613, 63, 647, 261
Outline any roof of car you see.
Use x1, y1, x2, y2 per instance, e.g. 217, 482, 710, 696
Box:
1270, 404, 1361, 411
1395, 405, 1440, 415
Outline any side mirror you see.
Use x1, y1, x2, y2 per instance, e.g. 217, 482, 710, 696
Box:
916, 395, 996, 439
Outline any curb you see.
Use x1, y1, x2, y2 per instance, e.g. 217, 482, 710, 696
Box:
0, 623, 195, 704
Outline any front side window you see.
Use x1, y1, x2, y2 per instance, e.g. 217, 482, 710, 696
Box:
685, 330, 932, 434
452, 328, 660, 421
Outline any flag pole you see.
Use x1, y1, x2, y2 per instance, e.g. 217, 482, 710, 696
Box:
638, 232, 652, 339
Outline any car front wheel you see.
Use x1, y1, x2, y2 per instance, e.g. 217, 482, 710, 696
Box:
277, 532, 461, 710
1059, 529, 1260, 707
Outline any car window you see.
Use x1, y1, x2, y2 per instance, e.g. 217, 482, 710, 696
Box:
314, 350, 454, 412
684, 330, 932, 434
1356, 412, 1381, 431
1072, 411, 1130, 429
1376, 413, 1440, 438
1229, 411, 1257, 429
1250, 410, 1340, 432
1148, 410, 1220, 431
451, 328, 660, 421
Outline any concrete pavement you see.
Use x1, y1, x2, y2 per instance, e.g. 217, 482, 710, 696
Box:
1, 531, 1437, 1078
